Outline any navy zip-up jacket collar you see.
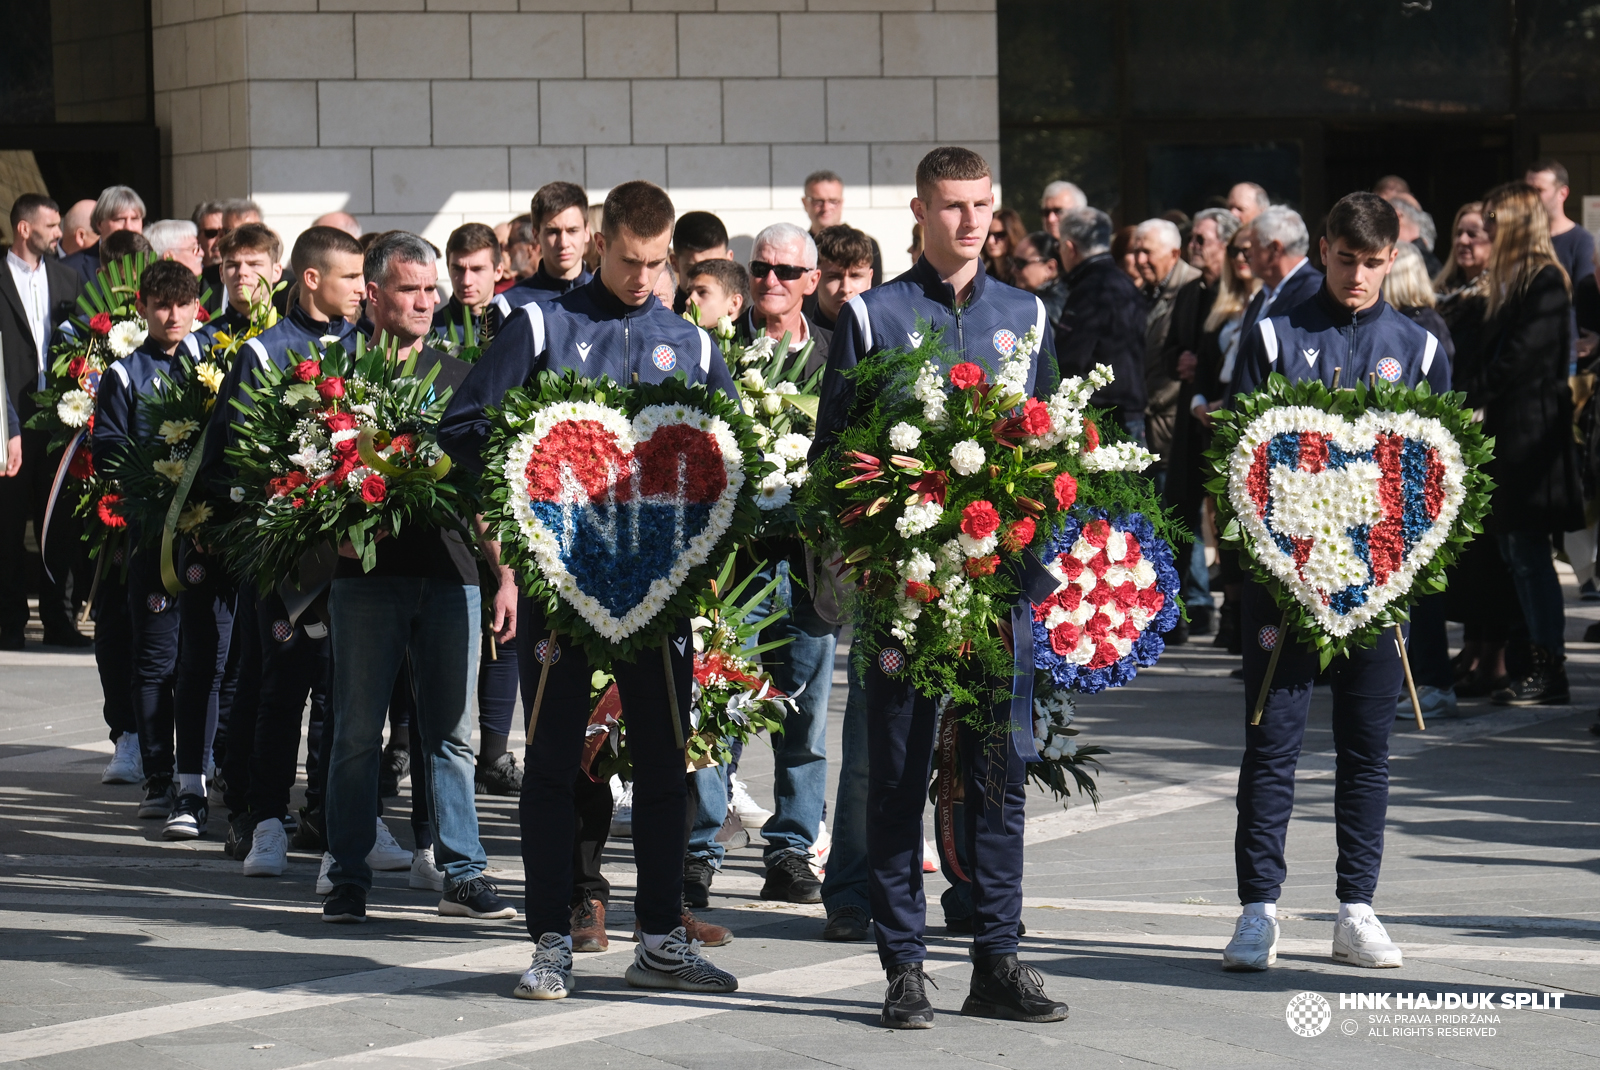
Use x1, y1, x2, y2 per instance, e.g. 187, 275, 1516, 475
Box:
492, 265, 594, 319
437, 273, 737, 476
810, 256, 1058, 460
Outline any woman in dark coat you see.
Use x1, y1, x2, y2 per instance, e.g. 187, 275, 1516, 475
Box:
1464, 182, 1580, 706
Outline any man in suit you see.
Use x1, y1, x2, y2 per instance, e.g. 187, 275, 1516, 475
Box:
60, 186, 145, 285
1238, 206, 1323, 342
1, 193, 88, 648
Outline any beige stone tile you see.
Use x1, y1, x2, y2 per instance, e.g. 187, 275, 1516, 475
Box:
192, 0, 224, 16
229, 82, 250, 149
827, 77, 933, 143
811, 0, 929, 8
470, 13, 583, 79
323, 0, 424, 9
882, 12, 994, 76
678, 14, 777, 78
373, 147, 509, 214
510, 146, 587, 202
632, 80, 720, 145
215, 15, 247, 81
521, 0, 625, 9
170, 88, 204, 155
935, 0, 993, 9
934, 75, 996, 142
319, 79, 431, 146
867, 139, 940, 206
770, 142, 869, 195
714, 0, 803, 10
251, 147, 373, 213
429, 0, 514, 9
183, 19, 218, 86
585, 13, 677, 79
151, 24, 188, 91
215, 148, 250, 200
158, 0, 195, 26
634, 0, 715, 10
721, 78, 824, 144
200, 84, 233, 152
242, 14, 354, 79
246, 80, 318, 147
585, 145, 666, 193
540, 79, 630, 145
354, 13, 469, 78
667, 144, 771, 211
778, 13, 879, 77
241, 0, 316, 9
433, 80, 539, 147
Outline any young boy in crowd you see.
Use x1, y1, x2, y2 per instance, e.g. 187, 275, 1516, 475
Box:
91, 260, 211, 832
810, 224, 875, 331
683, 259, 748, 330
671, 212, 733, 314
201, 223, 283, 342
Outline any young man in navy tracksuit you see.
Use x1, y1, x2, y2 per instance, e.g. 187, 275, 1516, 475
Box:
92, 261, 214, 833
201, 226, 368, 874
487, 182, 595, 329
1223, 192, 1452, 973
439, 180, 741, 1001
810, 147, 1069, 1030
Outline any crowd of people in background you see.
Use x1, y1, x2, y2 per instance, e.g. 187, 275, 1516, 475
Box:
1, 149, 1598, 1012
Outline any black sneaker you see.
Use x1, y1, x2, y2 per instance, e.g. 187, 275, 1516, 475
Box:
224, 812, 255, 859
961, 953, 1068, 1023
760, 851, 822, 904
138, 776, 177, 819
822, 905, 871, 942
379, 742, 410, 797
683, 857, 714, 909
161, 793, 209, 840
322, 883, 368, 924
882, 962, 936, 1029
475, 752, 522, 796
1491, 646, 1569, 706
439, 876, 517, 919
292, 805, 326, 852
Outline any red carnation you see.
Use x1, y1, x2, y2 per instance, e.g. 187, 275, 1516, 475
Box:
1053, 472, 1078, 510
293, 360, 321, 382
1083, 518, 1110, 547
1020, 398, 1052, 436
360, 473, 387, 504
323, 411, 357, 432
67, 445, 94, 480
904, 580, 941, 603
949, 362, 986, 390
67, 356, 88, 380
316, 377, 346, 400
95, 494, 126, 528
964, 555, 999, 577
1001, 517, 1035, 553
89, 313, 112, 335
1082, 419, 1100, 451
960, 500, 1001, 540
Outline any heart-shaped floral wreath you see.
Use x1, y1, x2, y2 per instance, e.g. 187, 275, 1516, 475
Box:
1206, 375, 1493, 663
483, 371, 765, 662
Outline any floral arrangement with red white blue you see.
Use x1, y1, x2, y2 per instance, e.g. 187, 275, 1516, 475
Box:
481, 370, 766, 663
1205, 374, 1493, 664
806, 324, 1184, 718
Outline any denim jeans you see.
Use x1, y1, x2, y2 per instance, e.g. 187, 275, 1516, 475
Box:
1497, 531, 1566, 658
820, 660, 870, 916
759, 562, 837, 862
325, 577, 487, 892
686, 763, 728, 867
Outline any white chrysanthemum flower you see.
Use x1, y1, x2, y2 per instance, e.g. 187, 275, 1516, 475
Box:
957, 531, 998, 556
888, 421, 922, 451
742, 336, 777, 364
900, 549, 936, 584
153, 457, 187, 483
755, 471, 792, 510
784, 463, 809, 488
330, 428, 359, 448
158, 418, 199, 444
895, 500, 943, 537
108, 319, 147, 357
56, 389, 93, 428
949, 439, 986, 476
774, 432, 810, 462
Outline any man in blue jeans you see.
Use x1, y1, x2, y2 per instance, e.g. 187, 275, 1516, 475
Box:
321, 231, 514, 924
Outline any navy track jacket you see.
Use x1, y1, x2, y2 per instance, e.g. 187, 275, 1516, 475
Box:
93, 334, 203, 470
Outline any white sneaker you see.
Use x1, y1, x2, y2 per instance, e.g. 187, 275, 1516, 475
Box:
102, 733, 143, 784
1222, 907, 1279, 971
410, 846, 445, 891
367, 817, 411, 871
728, 775, 772, 830
610, 781, 634, 838
242, 818, 288, 877
626, 926, 739, 993
512, 933, 574, 1000
1332, 909, 1404, 968
810, 820, 831, 873
315, 852, 335, 895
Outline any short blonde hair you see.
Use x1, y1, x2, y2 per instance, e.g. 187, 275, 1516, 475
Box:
1382, 243, 1435, 310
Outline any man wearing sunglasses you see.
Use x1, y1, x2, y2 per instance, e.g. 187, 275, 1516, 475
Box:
744, 223, 832, 368
1038, 180, 1087, 240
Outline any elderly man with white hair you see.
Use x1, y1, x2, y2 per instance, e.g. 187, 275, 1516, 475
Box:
144, 220, 205, 275
1238, 205, 1323, 343
1039, 179, 1087, 239
1132, 217, 1200, 485
1226, 182, 1270, 225
743, 222, 831, 367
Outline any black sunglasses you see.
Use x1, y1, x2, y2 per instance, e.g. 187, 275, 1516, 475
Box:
202, 227, 222, 239
749, 260, 808, 281
1008, 255, 1047, 269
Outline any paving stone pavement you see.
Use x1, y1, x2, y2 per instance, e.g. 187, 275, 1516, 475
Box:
2, 590, 1599, 1069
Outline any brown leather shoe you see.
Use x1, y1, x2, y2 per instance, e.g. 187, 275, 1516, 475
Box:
570, 895, 608, 952
634, 909, 733, 948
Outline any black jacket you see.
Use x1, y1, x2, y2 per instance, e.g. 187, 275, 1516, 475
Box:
1465, 265, 1584, 533
1054, 253, 1148, 418
1159, 275, 1218, 512
0, 255, 82, 418
739, 309, 833, 379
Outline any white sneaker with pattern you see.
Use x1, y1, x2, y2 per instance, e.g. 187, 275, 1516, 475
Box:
625, 926, 738, 993
512, 933, 574, 1000
1222, 906, 1279, 971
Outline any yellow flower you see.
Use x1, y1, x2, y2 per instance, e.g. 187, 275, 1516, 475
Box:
176, 501, 213, 533
158, 418, 199, 444
196, 362, 224, 393
153, 458, 187, 483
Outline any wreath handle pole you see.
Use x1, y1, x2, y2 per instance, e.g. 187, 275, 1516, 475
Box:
662, 638, 687, 751
525, 628, 558, 745
1394, 623, 1425, 731
78, 548, 106, 624
1250, 607, 1291, 726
